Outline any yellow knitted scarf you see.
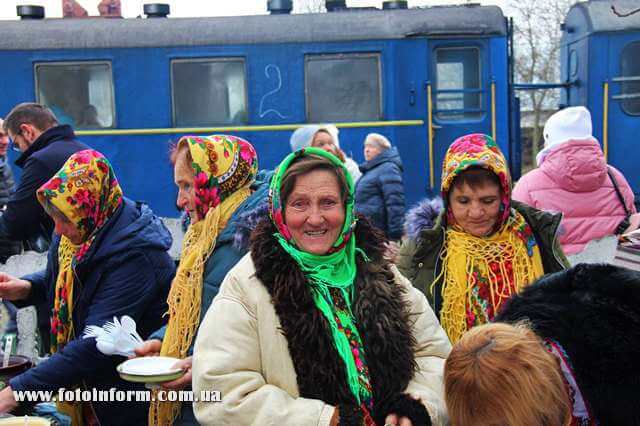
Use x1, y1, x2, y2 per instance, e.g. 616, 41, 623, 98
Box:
149, 185, 252, 426
50, 237, 77, 352
52, 237, 85, 426
436, 212, 544, 344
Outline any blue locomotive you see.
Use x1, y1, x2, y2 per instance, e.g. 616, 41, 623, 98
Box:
0, 0, 636, 217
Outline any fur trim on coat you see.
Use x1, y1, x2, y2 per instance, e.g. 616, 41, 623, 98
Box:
404, 198, 443, 241
496, 263, 640, 425
250, 215, 430, 425
233, 199, 269, 250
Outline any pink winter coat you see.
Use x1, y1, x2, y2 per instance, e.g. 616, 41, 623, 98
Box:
513, 139, 636, 255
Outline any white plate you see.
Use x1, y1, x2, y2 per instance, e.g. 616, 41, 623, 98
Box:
117, 356, 182, 376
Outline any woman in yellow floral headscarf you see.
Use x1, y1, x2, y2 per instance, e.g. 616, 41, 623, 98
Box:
134, 134, 268, 426
38, 150, 123, 351
0, 149, 174, 425
398, 134, 570, 343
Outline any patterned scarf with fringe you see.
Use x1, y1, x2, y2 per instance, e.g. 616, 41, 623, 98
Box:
436, 134, 544, 343
37, 149, 123, 426
150, 134, 258, 426
269, 148, 374, 414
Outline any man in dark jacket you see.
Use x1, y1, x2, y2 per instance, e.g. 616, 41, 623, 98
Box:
355, 133, 406, 241
0, 119, 21, 262
0, 120, 15, 208
0, 198, 175, 425
0, 103, 89, 250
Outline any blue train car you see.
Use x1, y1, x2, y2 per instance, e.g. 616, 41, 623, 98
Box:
561, 0, 640, 199
0, 3, 510, 217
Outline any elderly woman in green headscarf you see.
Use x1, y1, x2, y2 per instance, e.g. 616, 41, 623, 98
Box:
192, 147, 451, 426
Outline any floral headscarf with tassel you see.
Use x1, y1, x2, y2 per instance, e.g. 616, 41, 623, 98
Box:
269, 147, 375, 422
150, 135, 258, 426
37, 149, 123, 353
37, 149, 123, 426
437, 134, 545, 343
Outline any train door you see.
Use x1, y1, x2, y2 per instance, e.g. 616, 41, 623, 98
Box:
606, 34, 640, 198
427, 40, 492, 192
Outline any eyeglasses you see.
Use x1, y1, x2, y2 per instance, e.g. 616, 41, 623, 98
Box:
8, 131, 22, 153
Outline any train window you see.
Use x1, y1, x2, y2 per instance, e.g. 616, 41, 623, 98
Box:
35, 62, 115, 129
305, 54, 381, 122
171, 58, 248, 127
434, 47, 482, 120
620, 42, 640, 116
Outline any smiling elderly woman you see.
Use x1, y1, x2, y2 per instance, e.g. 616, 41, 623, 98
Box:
397, 134, 570, 344
192, 147, 451, 426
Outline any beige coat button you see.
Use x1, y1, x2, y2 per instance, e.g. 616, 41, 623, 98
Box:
418, 262, 424, 268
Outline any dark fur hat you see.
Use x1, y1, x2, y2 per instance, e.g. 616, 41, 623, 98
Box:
404, 197, 443, 241
496, 263, 640, 425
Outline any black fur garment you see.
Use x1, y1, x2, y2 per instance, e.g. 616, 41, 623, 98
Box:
496, 263, 640, 426
251, 216, 431, 426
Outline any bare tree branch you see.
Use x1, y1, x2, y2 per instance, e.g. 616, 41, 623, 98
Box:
510, 0, 577, 168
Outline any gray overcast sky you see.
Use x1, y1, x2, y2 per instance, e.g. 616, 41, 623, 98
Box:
0, 0, 509, 20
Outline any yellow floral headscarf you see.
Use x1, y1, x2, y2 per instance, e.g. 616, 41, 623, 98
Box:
37, 149, 123, 353
37, 149, 123, 426
150, 134, 258, 426
437, 134, 544, 343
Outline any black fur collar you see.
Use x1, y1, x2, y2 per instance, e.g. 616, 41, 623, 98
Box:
497, 263, 640, 425
251, 216, 431, 425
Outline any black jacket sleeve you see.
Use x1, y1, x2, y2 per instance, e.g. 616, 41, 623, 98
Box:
9, 252, 159, 392
0, 157, 52, 241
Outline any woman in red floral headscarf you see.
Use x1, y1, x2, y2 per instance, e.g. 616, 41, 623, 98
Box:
398, 134, 570, 344
133, 134, 272, 426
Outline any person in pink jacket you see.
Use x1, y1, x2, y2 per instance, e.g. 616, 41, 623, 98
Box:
513, 106, 636, 255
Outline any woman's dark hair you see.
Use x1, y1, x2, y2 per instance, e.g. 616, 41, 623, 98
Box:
280, 155, 349, 206
451, 166, 501, 191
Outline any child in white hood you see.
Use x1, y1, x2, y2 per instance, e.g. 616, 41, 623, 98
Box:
513, 106, 636, 255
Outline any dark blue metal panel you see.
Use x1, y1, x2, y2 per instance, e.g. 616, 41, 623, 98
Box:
605, 32, 640, 198
509, 95, 522, 180
427, 37, 500, 197
387, 39, 429, 208
489, 36, 510, 160
586, 35, 608, 153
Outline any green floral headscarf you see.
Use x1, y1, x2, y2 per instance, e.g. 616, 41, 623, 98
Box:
269, 147, 373, 408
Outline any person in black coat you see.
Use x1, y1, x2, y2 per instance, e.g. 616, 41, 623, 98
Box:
444, 263, 640, 426
0, 103, 89, 251
354, 133, 406, 241
0, 150, 175, 425
0, 119, 21, 262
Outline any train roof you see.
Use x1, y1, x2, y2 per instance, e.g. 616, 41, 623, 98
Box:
0, 5, 506, 50
565, 0, 640, 34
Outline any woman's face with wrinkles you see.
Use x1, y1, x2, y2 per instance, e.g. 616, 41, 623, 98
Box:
449, 181, 501, 237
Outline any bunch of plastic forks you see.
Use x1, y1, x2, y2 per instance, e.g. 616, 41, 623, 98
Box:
83, 315, 144, 357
